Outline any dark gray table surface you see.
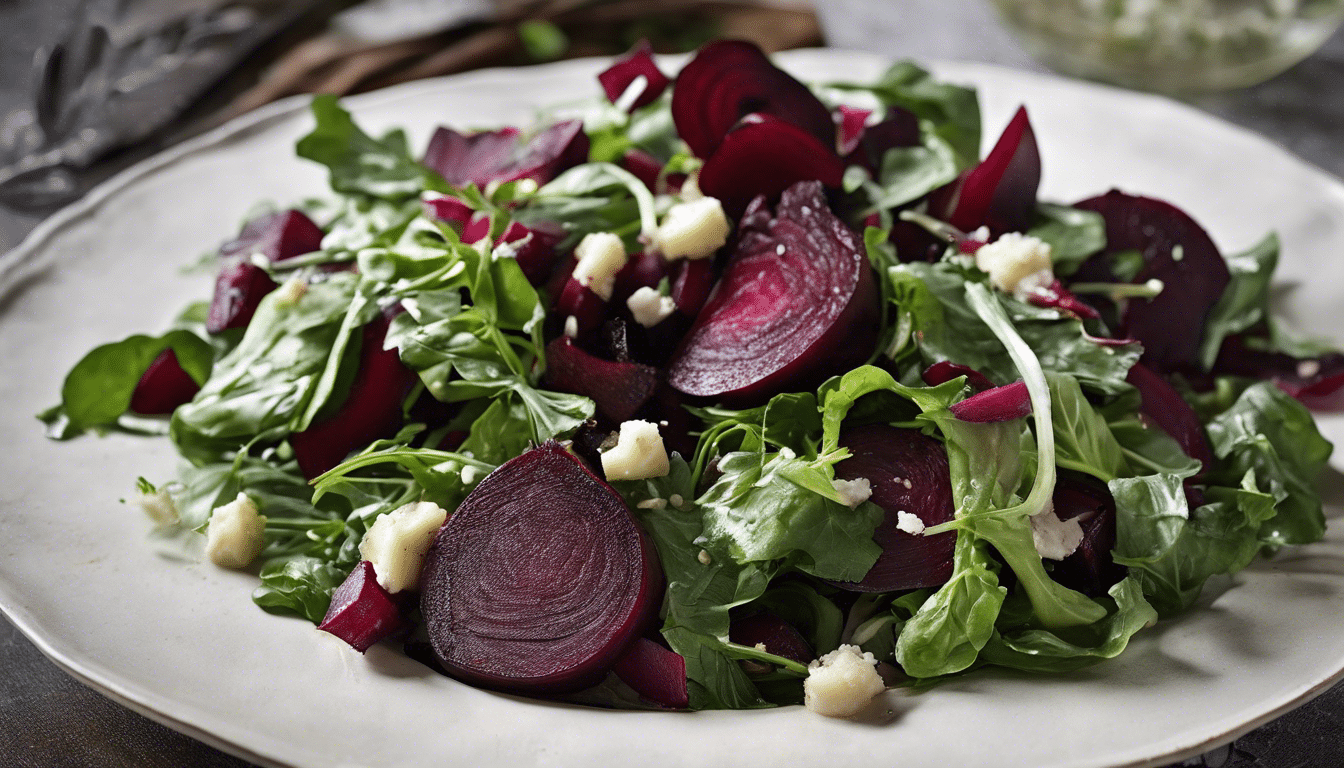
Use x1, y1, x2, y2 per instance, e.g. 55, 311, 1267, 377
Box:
2, 3, 1344, 767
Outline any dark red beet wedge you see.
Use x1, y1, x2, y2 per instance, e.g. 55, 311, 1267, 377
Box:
555, 278, 609, 336
935, 106, 1041, 236
671, 39, 835, 160
729, 611, 814, 665
420, 441, 663, 694
423, 195, 490, 243
545, 337, 659, 423
1049, 470, 1126, 597
207, 209, 324, 333
291, 315, 419, 480
666, 181, 878, 404
611, 637, 689, 709
846, 107, 921, 175
1125, 361, 1214, 472
836, 105, 872, 156
1071, 191, 1231, 373
423, 120, 589, 188
669, 257, 714, 317
422, 126, 520, 187
317, 561, 404, 653
698, 114, 845, 220
830, 424, 957, 592
1213, 336, 1344, 412
949, 380, 1032, 423
921, 361, 994, 392
598, 40, 669, 112
129, 349, 201, 415
498, 220, 563, 286
613, 249, 670, 306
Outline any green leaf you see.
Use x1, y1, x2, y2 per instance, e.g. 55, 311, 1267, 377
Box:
296, 95, 434, 200
517, 20, 567, 61
253, 556, 351, 623
1047, 372, 1127, 482
896, 532, 1004, 677
832, 61, 982, 170
868, 129, 959, 210
1198, 233, 1278, 370
1028, 203, 1106, 276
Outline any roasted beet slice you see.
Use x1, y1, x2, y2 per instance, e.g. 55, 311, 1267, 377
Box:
498, 220, 563, 286
666, 182, 878, 404
129, 349, 200, 415
612, 637, 689, 709
317, 561, 404, 653
545, 337, 659, 423
1049, 471, 1126, 597
846, 107, 921, 175
729, 611, 814, 665
669, 257, 714, 317
423, 120, 589, 188
290, 316, 419, 479
922, 361, 994, 391
1125, 361, 1214, 472
598, 40, 669, 111
420, 441, 662, 694
423, 195, 490, 243
671, 39, 835, 160
836, 105, 872, 156
1071, 191, 1231, 373
422, 126, 520, 187
555, 279, 609, 336
207, 209, 324, 333
613, 249, 670, 306
934, 106, 1040, 236
949, 380, 1032, 423
1214, 336, 1344, 412
697, 114, 845, 220
830, 425, 957, 592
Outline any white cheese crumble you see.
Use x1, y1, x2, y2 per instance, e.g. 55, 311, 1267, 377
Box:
974, 232, 1055, 299
804, 644, 886, 718
831, 477, 872, 508
895, 510, 926, 536
134, 488, 178, 526
1030, 503, 1085, 560
563, 315, 579, 338
571, 232, 627, 300
626, 286, 678, 327
600, 420, 671, 480
359, 501, 449, 593
653, 196, 731, 261
205, 493, 267, 570
697, 549, 712, 565
637, 497, 668, 510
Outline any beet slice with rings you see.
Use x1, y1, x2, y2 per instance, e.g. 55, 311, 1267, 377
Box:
1049, 470, 1127, 597
207, 209, 325, 333
1125, 361, 1215, 472
420, 441, 663, 694
598, 40, 669, 111
829, 424, 957, 592
933, 106, 1041, 236
949, 379, 1032, 423
667, 181, 878, 405
1213, 335, 1344, 412
290, 314, 420, 480
544, 336, 659, 423
671, 39, 836, 160
697, 113, 845, 220
318, 561, 405, 653
1070, 191, 1231, 374
422, 120, 589, 188
729, 611, 814, 665
612, 637, 689, 709
129, 349, 201, 415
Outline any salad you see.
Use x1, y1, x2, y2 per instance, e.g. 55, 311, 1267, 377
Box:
39, 40, 1341, 716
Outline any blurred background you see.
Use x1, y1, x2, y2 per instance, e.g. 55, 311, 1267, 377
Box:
1, 1, 1342, 766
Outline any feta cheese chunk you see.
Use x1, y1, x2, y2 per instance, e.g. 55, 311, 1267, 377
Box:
571, 232, 627, 301
600, 420, 670, 480
626, 286, 677, 328
831, 477, 872, 509
134, 487, 178, 526
1030, 504, 1085, 560
804, 644, 886, 718
974, 232, 1055, 299
895, 510, 925, 536
653, 197, 731, 261
359, 501, 449, 593
205, 493, 267, 570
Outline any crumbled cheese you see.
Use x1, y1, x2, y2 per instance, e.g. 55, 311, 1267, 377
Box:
1030, 503, 1085, 560
205, 493, 267, 570
831, 477, 872, 508
698, 549, 713, 565
754, 642, 767, 652
804, 644, 886, 718
1298, 359, 1322, 379
653, 197, 731, 261
359, 501, 449, 593
974, 232, 1055, 299
626, 286, 677, 327
895, 510, 925, 536
637, 497, 668, 510
778, 447, 797, 460
571, 232, 627, 300
600, 420, 671, 480
134, 488, 178, 525
563, 315, 579, 338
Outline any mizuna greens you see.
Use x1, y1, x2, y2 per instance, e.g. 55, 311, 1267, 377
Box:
41, 40, 1338, 712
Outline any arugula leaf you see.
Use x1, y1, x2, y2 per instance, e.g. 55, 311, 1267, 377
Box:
1047, 372, 1127, 482
831, 61, 982, 171
865, 128, 959, 211
1199, 233, 1278, 370
41, 328, 213, 438
896, 532, 1004, 677
1028, 203, 1107, 276
253, 556, 351, 623
297, 95, 440, 200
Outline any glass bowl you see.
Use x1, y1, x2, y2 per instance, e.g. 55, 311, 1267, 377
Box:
992, 0, 1344, 92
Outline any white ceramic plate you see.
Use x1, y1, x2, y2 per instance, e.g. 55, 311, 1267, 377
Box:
2, 50, 1344, 768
